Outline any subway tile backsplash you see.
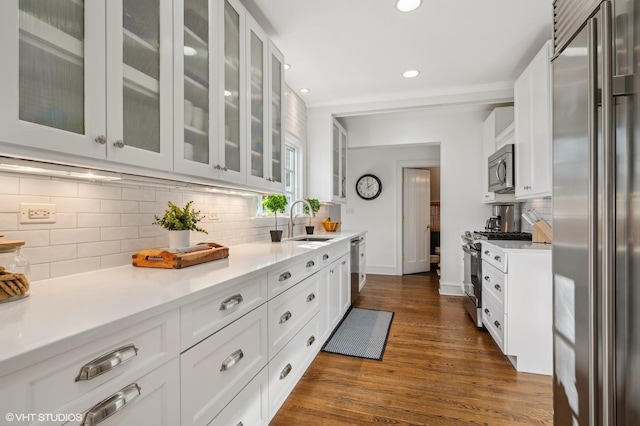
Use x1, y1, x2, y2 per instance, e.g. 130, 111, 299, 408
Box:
0, 172, 301, 281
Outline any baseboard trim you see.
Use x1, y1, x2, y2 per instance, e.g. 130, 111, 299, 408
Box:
439, 281, 464, 296
366, 266, 397, 276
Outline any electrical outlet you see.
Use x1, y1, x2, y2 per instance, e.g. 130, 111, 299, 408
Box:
208, 209, 220, 220
345, 208, 355, 215
20, 203, 56, 224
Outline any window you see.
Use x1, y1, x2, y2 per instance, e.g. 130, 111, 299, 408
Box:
284, 144, 297, 208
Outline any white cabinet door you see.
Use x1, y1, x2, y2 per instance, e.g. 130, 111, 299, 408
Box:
338, 254, 351, 316
67, 358, 181, 426
267, 41, 285, 191
515, 40, 552, 199
0, 1, 106, 159
215, 0, 247, 184
104, 0, 174, 170
173, 0, 219, 177
331, 118, 348, 203
245, 16, 269, 189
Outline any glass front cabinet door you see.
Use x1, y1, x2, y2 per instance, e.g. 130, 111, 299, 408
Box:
245, 15, 268, 188
0, 0, 106, 159
332, 118, 348, 202
0, 0, 174, 170
174, 0, 217, 177
267, 41, 285, 192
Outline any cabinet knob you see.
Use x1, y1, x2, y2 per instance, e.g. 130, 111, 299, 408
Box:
484, 308, 491, 315
113, 140, 125, 148
94, 135, 107, 145
484, 275, 490, 282
494, 284, 502, 292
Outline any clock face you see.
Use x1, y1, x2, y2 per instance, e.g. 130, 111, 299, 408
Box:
356, 174, 382, 200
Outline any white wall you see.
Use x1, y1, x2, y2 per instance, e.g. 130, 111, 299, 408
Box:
339, 106, 495, 295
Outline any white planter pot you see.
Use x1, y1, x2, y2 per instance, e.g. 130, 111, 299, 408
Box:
168, 230, 190, 249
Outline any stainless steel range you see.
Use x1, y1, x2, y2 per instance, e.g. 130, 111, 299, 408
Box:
461, 230, 531, 327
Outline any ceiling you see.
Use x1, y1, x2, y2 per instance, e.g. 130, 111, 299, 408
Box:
241, 0, 553, 110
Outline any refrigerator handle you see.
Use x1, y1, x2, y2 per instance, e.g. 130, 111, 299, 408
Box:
586, 15, 599, 426
601, 1, 616, 424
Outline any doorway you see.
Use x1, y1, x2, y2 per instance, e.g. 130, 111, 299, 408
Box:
402, 168, 431, 274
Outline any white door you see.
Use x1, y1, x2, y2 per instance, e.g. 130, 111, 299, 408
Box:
403, 168, 430, 274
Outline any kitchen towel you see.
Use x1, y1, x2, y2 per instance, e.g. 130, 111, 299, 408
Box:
322, 307, 394, 361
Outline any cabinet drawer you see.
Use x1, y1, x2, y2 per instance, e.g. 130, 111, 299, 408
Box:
482, 291, 506, 353
481, 261, 506, 308
180, 304, 268, 426
268, 273, 321, 358
269, 313, 321, 420
267, 252, 320, 298
208, 366, 269, 426
0, 310, 179, 425
181, 272, 268, 350
481, 244, 507, 273
65, 358, 180, 426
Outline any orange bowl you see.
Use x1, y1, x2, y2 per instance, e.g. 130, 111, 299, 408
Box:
321, 221, 341, 232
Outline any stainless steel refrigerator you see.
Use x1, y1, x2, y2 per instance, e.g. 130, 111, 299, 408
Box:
552, 0, 639, 424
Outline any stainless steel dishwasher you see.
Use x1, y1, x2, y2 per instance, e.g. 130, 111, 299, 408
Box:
350, 236, 365, 304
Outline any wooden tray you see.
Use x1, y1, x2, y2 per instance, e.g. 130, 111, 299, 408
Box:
132, 242, 229, 269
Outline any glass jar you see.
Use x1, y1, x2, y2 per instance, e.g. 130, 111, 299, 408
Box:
0, 240, 31, 303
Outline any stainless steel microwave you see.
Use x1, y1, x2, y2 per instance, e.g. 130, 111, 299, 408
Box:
488, 144, 515, 193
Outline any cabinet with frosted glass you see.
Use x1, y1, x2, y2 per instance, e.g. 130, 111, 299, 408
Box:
0, 0, 173, 171
332, 118, 348, 202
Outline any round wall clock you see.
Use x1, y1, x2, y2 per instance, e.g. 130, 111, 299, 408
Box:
356, 174, 382, 200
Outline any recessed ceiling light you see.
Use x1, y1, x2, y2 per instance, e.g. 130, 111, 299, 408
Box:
299, 88, 310, 94
284, 63, 291, 70
402, 70, 420, 78
396, 0, 422, 12
183, 46, 197, 56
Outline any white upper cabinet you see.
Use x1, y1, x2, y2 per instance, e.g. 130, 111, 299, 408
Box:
332, 118, 348, 203
481, 107, 516, 204
514, 40, 552, 199
0, 0, 173, 170
267, 41, 285, 192
215, 0, 247, 185
174, 0, 218, 177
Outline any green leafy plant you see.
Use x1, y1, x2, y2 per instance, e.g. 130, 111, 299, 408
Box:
302, 198, 321, 215
152, 201, 207, 234
262, 194, 288, 231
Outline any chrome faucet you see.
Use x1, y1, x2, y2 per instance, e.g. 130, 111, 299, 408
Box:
288, 199, 315, 238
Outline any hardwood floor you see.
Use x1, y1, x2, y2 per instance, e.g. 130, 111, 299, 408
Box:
270, 273, 553, 425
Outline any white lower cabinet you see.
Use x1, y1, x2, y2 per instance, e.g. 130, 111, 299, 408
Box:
268, 272, 320, 358
180, 304, 268, 426
208, 366, 269, 426
66, 358, 180, 426
480, 242, 552, 375
0, 309, 179, 426
268, 312, 321, 420
320, 253, 351, 342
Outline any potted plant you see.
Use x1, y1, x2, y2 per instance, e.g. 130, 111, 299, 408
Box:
153, 201, 207, 249
302, 198, 321, 234
262, 194, 288, 242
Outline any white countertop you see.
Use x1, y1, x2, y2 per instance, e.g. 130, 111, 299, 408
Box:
0, 230, 365, 375
481, 240, 552, 253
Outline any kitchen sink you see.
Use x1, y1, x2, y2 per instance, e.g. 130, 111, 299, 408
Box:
288, 236, 336, 242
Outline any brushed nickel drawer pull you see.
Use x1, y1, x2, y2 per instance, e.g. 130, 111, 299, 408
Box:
323, 254, 329, 260
306, 293, 316, 302
494, 255, 502, 262
494, 284, 502, 292
307, 335, 315, 346
81, 383, 141, 426
75, 344, 138, 382
342, 260, 347, 265
278, 271, 292, 282
237, 423, 243, 426
280, 363, 292, 380
484, 275, 490, 282
484, 250, 490, 255
484, 308, 491, 316
220, 349, 244, 371
220, 294, 244, 311
494, 320, 502, 330
279, 311, 292, 324
306, 260, 315, 268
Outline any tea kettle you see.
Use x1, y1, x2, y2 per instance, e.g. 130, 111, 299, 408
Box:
485, 217, 500, 232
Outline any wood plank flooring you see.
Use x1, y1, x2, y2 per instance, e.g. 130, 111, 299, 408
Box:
270, 273, 553, 425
